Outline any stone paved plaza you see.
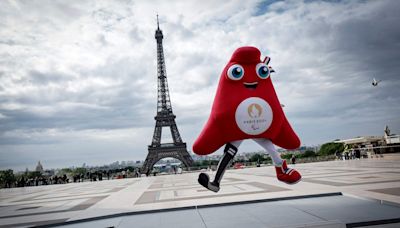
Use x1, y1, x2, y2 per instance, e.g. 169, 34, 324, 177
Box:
1, 155, 400, 227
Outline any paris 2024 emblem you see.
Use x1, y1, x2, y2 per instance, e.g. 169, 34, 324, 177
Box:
235, 97, 273, 135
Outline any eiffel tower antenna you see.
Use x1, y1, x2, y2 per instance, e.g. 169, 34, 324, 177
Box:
157, 14, 159, 30
141, 16, 194, 175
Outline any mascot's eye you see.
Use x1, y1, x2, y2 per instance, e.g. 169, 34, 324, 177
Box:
227, 64, 244, 80
256, 63, 270, 79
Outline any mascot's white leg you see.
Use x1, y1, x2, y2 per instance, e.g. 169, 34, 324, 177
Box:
253, 138, 302, 184
253, 138, 283, 165
198, 140, 242, 192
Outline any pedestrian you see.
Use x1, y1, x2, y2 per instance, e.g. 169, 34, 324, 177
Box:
291, 154, 296, 165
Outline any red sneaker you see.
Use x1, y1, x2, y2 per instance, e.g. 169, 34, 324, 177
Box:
275, 160, 301, 184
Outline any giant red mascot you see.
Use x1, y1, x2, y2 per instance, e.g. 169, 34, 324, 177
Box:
193, 46, 301, 192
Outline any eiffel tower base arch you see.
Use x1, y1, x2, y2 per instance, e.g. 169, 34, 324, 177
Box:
141, 143, 193, 175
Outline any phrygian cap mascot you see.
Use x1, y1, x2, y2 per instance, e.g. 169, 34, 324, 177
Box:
193, 46, 302, 192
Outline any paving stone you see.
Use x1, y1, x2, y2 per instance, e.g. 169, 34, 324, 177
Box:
1, 155, 400, 227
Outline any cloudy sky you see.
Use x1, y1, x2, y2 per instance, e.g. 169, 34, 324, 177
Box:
1, 0, 399, 171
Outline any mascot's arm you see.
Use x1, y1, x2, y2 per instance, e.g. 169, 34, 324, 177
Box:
193, 117, 224, 155
272, 116, 301, 150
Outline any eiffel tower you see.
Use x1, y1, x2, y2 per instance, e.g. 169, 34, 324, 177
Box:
141, 16, 194, 175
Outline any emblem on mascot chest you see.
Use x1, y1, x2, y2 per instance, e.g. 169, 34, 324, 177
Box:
235, 97, 273, 135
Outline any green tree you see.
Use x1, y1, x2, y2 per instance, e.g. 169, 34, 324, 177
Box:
57, 168, 73, 176
193, 161, 201, 167
210, 160, 219, 166
281, 153, 293, 159
302, 150, 316, 158
0, 169, 16, 188
263, 156, 272, 163
318, 142, 344, 156
73, 167, 87, 175
249, 153, 264, 162
201, 160, 211, 167
27, 171, 42, 179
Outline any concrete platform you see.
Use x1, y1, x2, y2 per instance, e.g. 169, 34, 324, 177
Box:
49, 193, 400, 228
1, 155, 400, 227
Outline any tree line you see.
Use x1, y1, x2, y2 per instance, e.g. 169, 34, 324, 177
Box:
1, 142, 345, 188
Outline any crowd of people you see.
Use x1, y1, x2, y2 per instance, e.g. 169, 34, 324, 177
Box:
13, 174, 70, 187
1, 168, 143, 188
335, 147, 382, 160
